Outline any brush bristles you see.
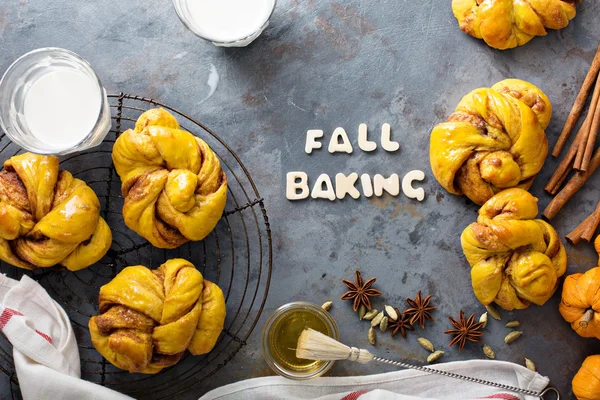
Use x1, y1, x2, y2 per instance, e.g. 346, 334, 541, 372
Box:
296, 329, 374, 364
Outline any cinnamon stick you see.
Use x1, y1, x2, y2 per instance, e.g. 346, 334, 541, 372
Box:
573, 109, 600, 171
553, 45, 600, 157
566, 214, 591, 245
543, 148, 600, 221
566, 202, 600, 245
581, 87, 600, 171
582, 202, 600, 242
545, 161, 570, 195
574, 73, 600, 170
545, 150, 574, 195
551, 165, 572, 195
545, 113, 591, 194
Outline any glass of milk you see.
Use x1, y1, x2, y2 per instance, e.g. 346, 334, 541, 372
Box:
172, 0, 276, 47
0, 48, 111, 155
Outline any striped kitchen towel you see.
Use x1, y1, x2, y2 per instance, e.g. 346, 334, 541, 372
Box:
0, 273, 131, 400
200, 360, 550, 400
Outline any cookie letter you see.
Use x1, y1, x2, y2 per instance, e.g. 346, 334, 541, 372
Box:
311, 174, 336, 201
361, 174, 374, 198
286, 172, 309, 200
381, 123, 400, 152
358, 123, 376, 152
374, 174, 400, 196
335, 173, 360, 199
328, 127, 353, 154
305, 130, 324, 154
402, 170, 425, 201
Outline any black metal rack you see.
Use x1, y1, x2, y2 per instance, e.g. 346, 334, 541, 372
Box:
0, 94, 273, 399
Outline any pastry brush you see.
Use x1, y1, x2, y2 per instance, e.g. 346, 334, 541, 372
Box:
295, 328, 559, 400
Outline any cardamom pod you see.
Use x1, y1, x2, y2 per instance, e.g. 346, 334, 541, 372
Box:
525, 358, 536, 372
364, 309, 379, 321
479, 312, 488, 329
380, 316, 389, 332
505, 320, 520, 328
504, 331, 522, 344
321, 301, 333, 312
417, 338, 435, 352
485, 304, 501, 321
483, 344, 495, 359
368, 327, 376, 345
371, 311, 385, 327
427, 350, 444, 363
358, 304, 367, 320
385, 305, 398, 321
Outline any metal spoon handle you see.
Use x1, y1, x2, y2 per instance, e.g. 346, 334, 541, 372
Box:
372, 356, 559, 399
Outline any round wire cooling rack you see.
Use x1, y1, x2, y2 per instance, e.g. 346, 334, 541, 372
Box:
0, 93, 273, 400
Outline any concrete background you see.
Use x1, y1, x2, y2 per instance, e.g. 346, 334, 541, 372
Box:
1, 0, 600, 399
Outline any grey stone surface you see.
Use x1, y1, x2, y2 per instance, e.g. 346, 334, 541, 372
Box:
1, 0, 600, 399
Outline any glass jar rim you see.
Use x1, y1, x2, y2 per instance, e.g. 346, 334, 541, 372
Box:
171, 0, 277, 45
0, 47, 108, 155
262, 301, 339, 380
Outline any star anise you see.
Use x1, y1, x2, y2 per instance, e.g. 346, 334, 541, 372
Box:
404, 291, 436, 328
444, 310, 485, 352
340, 270, 382, 311
388, 308, 414, 339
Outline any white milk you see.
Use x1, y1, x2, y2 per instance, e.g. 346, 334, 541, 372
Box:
186, 0, 275, 43
23, 69, 101, 149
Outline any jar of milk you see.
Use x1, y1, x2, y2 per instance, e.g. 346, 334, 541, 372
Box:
172, 0, 276, 47
0, 48, 111, 155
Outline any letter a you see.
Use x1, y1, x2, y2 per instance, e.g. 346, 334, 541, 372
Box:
328, 128, 353, 154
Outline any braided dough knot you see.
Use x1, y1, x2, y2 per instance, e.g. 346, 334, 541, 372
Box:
431, 79, 551, 205
461, 188, 567, 310
89, 258, 226, 374
0, 153, 111, 271
112, 108, 227, 248
452, 0, 580, 49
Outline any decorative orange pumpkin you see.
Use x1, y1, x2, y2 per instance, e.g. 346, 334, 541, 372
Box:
573, 355, 600, 400
559, 267, 600, 339
559, 236, 600, 339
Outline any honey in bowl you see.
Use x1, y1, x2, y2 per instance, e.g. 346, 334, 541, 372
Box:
262, 302, 339, 379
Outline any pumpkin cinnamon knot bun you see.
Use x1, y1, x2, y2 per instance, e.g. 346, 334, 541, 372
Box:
461, 188, 567, 311
112, 108, 227, 249
452, 0, 580, 50
0, 153, 111, 271
430, 79, 551, 205
89, 258, 226, 374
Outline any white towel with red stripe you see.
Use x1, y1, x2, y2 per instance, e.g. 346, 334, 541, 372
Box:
0, 273, 131, 400
200, 360, 550, 400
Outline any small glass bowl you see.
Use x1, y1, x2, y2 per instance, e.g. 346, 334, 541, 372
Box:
0, 47, 111, 155
172, 0, 277, 47
262, 301, 339, 380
